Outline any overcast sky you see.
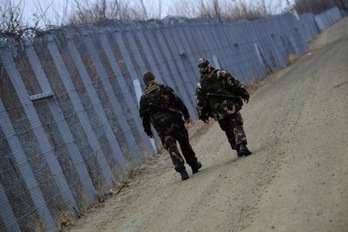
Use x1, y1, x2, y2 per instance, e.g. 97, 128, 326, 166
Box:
9, 0, 294, 26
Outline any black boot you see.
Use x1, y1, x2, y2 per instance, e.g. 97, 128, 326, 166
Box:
175, 164, 189, 180
191, 161, 202, 174
237, 143, 252, 157
179, 169, 189, 180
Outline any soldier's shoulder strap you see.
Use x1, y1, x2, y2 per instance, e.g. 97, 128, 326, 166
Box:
145, 83, 160, 96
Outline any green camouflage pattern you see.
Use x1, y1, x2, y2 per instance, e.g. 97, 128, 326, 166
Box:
139, 83, 197, 171
139, 83, 189, 136
195, 67, 249, 121
160, 122, 198, 171
218, 112, 247, 150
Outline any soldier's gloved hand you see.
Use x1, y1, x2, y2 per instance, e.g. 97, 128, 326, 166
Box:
242, 94, 249, 103
238, 88, 250, 103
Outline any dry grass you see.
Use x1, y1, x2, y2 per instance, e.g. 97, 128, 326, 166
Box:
287, 53, 299, 65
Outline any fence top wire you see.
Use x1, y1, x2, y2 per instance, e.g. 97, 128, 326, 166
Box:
0, 15, 268, 42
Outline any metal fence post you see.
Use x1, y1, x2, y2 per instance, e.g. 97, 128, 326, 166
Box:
46, 36, 115, 189
0, 49, 78, 216
0, 98, 56, 232
24, 41, 97, 202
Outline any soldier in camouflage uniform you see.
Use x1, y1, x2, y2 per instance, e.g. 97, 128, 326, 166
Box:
139, 71, 202, 180
195, 58, 252, 157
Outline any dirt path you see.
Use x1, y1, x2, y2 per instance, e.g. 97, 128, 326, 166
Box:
62, 17, 348, 232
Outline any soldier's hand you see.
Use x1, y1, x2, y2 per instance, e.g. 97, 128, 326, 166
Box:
202, 119, 209, 124
239, 92, 249, 103
240, 88, 250, 103
148, 134, 154, 139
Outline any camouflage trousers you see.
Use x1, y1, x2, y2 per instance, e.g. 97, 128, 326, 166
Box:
159, 121, 197, 172
218, 112, 248, 150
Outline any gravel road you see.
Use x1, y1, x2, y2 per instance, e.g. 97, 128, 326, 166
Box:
62, 17, 348, 232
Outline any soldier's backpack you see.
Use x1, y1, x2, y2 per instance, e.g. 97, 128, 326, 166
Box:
144, 84, 180, 124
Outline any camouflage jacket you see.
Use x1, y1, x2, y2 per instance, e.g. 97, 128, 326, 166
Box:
195, 67, 249, 121
139, 83, 190, 136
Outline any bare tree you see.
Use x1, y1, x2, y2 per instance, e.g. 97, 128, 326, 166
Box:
0, 0, 46, 38
293, 0, 335, 14
4, 0, 342, 29
210, 0, 222, 19
256, 0, 273, 16
1, 0, 71, 31
331, 0, 348, 10
138, 0, 148, 19
1, 0, 24, 33
66, 0, 163, 25
68, 0, 111, 24
171, 0, 276, 21
223, 1, 266, 20
170, 0, 198, 18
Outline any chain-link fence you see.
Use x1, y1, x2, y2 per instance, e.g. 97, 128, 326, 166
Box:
0, 7, 342, 232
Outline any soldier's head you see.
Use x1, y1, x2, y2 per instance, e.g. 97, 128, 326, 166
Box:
197, 57, 211, 69
143, 71, 156, 85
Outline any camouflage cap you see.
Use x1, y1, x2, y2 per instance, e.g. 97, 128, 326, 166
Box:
143, 71, 155, 84
197, 57, 210, 68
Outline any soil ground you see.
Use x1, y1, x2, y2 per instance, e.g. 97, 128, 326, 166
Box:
62, 17, 348, 232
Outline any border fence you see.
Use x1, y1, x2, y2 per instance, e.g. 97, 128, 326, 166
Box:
0, 7, 342, 232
